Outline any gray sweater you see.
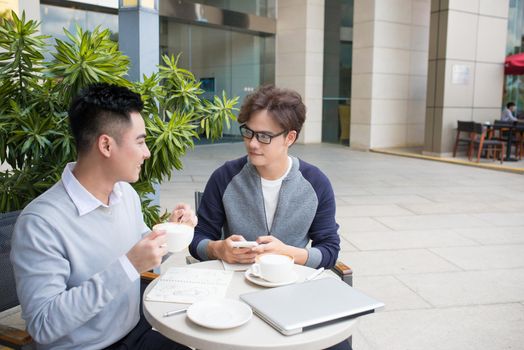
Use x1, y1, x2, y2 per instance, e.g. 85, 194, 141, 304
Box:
11, 180, 147, 349
190, 156, 340, 268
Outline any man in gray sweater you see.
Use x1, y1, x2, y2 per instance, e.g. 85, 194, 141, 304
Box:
11, 83, 196, 350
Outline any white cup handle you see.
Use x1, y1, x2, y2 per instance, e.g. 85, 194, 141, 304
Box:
251, 264, 262, 278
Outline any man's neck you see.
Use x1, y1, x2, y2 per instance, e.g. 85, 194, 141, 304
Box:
72, 159, 115, 205
257, 156, 290, 180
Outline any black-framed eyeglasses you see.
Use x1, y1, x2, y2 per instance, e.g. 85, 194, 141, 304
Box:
239, 124, 287, 144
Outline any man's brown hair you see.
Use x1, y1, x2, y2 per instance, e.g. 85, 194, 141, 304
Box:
238, 85, 306, 138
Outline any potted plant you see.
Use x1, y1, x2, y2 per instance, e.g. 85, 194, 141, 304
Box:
0, 11, 238, 226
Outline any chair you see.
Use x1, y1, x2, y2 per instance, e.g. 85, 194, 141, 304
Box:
493, 120, 523, 159
338, 105, 351, 145
469, 123, 505, 163
452, 121, 476, 158
0, 211, 34, 350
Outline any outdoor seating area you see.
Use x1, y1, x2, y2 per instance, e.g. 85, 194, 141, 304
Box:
1, 141, 523, 349
156, 142, 524, 350
452, 120, 524, 164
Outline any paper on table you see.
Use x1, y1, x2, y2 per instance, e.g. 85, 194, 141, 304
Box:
146, 267, 233, 304
221, 260, 252, 271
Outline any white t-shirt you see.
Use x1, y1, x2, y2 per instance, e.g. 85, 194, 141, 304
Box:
261, 157, 292, 230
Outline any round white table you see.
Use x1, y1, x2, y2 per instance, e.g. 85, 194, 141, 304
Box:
143, 260, 356, 350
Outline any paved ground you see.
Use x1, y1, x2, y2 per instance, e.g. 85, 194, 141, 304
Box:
160, 142, 524, 350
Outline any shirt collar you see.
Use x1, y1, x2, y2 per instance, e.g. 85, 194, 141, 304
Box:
62, 162, 123, 216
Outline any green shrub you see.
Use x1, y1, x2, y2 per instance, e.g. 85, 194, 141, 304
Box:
0, 11, 238, 226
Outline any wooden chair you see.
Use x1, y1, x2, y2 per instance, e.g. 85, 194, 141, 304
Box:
469, 123, 505, 163
0, 211, 34, 350
452, 121, 476, 158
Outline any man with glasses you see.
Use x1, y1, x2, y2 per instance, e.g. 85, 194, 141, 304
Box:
189, 85, 340, 271
189, 86, 349, 350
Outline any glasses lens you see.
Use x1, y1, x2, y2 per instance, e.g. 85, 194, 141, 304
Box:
257, 133, 272, 144
240, 125, 253, 138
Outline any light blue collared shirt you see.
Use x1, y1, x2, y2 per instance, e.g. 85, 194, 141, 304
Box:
62, 162, 140, 281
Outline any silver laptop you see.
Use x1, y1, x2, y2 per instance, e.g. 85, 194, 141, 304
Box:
240, 277, 384, 335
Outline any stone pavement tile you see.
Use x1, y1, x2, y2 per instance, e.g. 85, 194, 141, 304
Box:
340, 236, 359, 252
430, 245, 524, 270
336, 204, 414, 217
346, 229, 478, 250
417, 193, 515, 203
479, 186, 524, 201
338, 218, 391, 233
356, 303, 524, 350
191, 175, 210, 183
452, 226, 524, 245
338, 195, 433, 205
338, 250, 460, 276
396, 269, 524, 307
333, 187, 373, 196
353, 275, 432, 311
380, 179, 460, 188
166, 175, 193, 183
351, 327, 374, 350
398, 202, 506, 215
375, 214, 491, 230
471, 212, 524, 227
491, 200, 524, 212
364, 186, 457, 195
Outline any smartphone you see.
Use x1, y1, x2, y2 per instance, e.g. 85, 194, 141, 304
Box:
231, 241, 258, 248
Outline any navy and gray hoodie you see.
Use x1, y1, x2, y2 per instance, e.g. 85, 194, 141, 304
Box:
189, 155, 340, 268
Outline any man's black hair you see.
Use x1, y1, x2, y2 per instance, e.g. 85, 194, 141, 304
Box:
68, 83, 144, 155
507, 102, 516, 109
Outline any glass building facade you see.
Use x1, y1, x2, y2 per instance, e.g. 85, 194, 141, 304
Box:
40, 3, 118, 42
159, 18, 275, 138
322, 0, 354, 145
505, 0, 524, 114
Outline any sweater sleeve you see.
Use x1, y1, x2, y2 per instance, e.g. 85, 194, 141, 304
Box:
305, 171, 340, 269
189, 169, 227, 261
10, 214, 135, 344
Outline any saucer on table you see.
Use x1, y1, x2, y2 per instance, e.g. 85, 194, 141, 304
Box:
244, 268, 298, 288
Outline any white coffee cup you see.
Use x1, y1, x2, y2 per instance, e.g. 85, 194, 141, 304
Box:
251, 253, 295, 283
153, 222, 194, 252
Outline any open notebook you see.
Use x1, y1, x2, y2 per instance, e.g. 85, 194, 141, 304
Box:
240, 277, 384, 335
146, 267, 233, 304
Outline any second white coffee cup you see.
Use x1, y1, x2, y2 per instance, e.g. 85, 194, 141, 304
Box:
153, 222, 194, 252
251, 253, 295, 283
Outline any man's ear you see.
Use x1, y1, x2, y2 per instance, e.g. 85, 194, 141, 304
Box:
97, 134, 113, 158
286, 130, 297, 146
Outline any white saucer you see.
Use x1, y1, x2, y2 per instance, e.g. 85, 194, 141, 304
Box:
244, 268, 298, 288
186, 298, 252, 329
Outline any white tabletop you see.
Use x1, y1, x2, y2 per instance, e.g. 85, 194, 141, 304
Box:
143, 260, 356, 350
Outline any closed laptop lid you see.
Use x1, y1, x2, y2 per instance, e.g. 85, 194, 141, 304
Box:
240, 277, 384, 335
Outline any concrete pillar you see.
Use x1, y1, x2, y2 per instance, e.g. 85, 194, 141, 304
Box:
351, 0, 431, 150
424, 0, 509, 156
276, 0, 324, 144
118, 1, 160, 207
118, 1, 159, 82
